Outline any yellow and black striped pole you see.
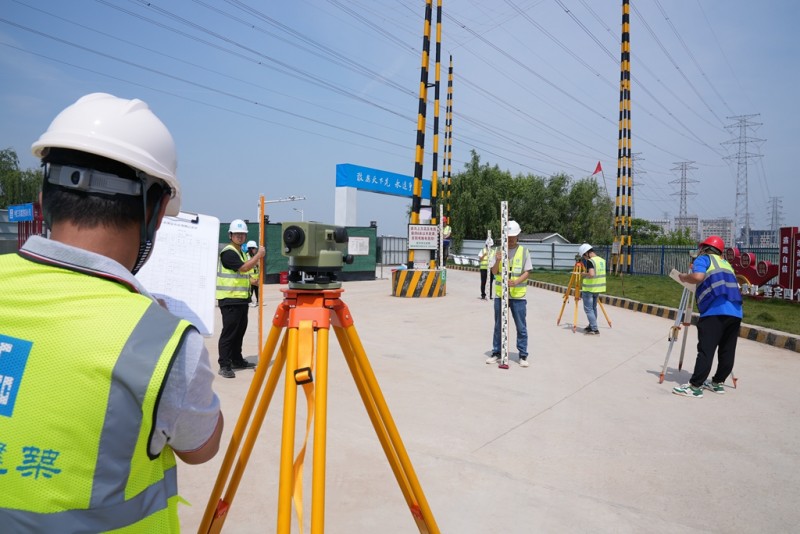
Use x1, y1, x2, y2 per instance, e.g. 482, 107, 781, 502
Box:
429, 0, 443, 269
613, 0, 632, 274
444, 55, 454, 224
408, 0, 433, 267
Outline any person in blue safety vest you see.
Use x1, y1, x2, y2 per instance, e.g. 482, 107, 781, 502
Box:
0, 93, 223, 532
578, 243, 606, 335
485, 220, 532, 367
672, 235, 743, 398
216, 219, 264, 378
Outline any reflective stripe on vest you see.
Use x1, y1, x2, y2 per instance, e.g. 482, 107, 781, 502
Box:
696, 254, 742, 313
216, 244, 251, 299
0, 254, 190, 532
494, 246, 529, 299
582, 256, 606, 293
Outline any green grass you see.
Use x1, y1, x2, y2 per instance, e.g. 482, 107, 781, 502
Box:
528, 269, 800, 336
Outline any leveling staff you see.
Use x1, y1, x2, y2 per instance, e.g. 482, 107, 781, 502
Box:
0, 93, 223, 531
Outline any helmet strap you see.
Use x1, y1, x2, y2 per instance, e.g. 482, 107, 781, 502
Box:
131, 174, 165, 275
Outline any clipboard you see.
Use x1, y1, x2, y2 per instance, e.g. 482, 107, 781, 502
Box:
136, 212, 220, 336
669, 268, 696, 294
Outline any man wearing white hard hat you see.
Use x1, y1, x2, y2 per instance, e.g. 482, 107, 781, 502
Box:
486, 220, 532, 367
0, 93, 223, 531
578, 243, 606, 335
216, 219, 264, 378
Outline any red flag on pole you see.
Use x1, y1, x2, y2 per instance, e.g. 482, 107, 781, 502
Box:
592, 161, 602, 175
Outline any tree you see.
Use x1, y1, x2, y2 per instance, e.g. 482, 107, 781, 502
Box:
0, 148, 41, 208
447, 152, 614, 249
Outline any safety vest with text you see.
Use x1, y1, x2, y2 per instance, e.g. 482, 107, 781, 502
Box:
216, 244, 252, 300
0, 253, 192, 533
495, 246, 529, 299
582, 255, 606, 293
696, 254, 742, 314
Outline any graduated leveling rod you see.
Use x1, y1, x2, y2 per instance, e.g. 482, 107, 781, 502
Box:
498, 200, 510, 370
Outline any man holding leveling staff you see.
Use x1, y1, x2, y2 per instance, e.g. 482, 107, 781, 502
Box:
486, 220, 532, 367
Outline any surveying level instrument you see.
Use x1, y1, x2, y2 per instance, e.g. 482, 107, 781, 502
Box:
282, 221, 354, 289
498, 201, 510, 369
200, 222, 439, 533
556, 257, 612, 332
659, 264, 738, 388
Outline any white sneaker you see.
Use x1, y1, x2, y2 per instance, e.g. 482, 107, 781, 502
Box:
485, 355, 500, 364
519, 358, 529, 368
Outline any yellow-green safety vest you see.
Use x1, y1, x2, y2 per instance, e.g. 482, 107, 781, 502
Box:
479, 247, 493, 269
216, 244, 252, 300
494, 246, 529, 299
582, 255, 606, 293
0, 252, 193, 533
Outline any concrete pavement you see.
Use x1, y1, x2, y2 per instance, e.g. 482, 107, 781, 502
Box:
178, 268, 800, 533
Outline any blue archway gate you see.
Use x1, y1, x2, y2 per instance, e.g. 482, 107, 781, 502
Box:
334, 163, 446, 298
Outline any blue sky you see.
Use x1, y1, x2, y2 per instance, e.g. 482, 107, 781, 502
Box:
1, 0, 797, 237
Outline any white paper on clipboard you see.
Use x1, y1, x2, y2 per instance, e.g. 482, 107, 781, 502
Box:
669, 268, 696, 294
136, 212, 220, 336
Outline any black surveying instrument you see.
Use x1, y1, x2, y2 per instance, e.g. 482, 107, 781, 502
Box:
200, 222, 439, 533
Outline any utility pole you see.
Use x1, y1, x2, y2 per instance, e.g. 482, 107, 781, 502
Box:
723, 114, 763, 248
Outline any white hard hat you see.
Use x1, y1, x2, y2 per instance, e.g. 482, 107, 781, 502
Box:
229, 219, 248, 233
32, 93, 181, 216
485, 237, 494, 248
506, 220, 522, 237
578, 243, 592, 256
246, 240, 257, 249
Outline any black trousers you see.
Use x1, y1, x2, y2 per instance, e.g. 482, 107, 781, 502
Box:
218, 302, 249, 369
689, 314, 741, 387
480, 268, 489, 298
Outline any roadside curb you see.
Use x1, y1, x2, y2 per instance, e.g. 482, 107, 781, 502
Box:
447, 265, 800, 353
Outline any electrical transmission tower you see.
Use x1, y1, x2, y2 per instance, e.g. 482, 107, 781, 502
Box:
671, 161, 698, 238
723, 114, 764, 248
768, 196, 783, 247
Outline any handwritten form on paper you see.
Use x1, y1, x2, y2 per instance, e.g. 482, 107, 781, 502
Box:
136, 212, 220, 336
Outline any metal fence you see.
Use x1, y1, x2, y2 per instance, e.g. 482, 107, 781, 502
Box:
461, 240, 780, 277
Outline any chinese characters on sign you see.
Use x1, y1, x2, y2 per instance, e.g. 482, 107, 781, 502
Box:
407, 224, 440, 250
730, 227, 799, 303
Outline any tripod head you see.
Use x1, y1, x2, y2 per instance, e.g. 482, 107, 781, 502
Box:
282, 221, 354, 289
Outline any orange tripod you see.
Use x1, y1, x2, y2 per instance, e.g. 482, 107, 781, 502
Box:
199, 287, 439, 533
557, 261, 612, 332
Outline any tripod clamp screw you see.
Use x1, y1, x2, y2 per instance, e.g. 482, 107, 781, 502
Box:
294, 367, 314, 385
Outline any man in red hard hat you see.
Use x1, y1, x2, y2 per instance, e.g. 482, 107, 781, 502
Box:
673, 235, 743, 398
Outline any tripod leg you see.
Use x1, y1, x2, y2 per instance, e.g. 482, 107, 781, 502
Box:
332, 327, 413, 500
660, 290, 688, 384
572, 285, 580, 334
310, 327, 330, 534
598, 299, 612, 328
200, 321, 286, 533
277, 326, 301, 533
335, 323, 440, 533
557, 274, 574, 325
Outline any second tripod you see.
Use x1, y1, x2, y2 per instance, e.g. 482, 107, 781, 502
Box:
557, 261, 612, 333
